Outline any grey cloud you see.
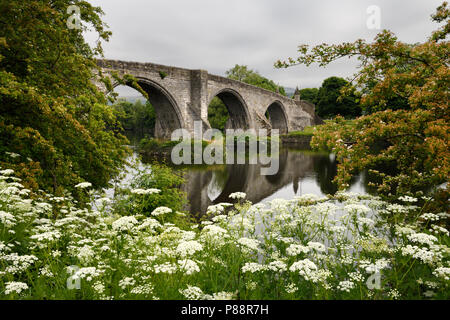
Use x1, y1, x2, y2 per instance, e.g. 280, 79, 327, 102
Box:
87, 0, 444, 89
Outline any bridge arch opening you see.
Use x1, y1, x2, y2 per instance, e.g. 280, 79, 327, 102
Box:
207, 89, 250, 131
265, 101, 288, 134
111, 79, 183, 139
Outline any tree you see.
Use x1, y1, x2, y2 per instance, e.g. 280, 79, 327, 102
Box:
315, 77, 362, 119
275, 2, 449, 199
0, 1, 129, 197
226, 64, 286, 95
298, 88, 319, 104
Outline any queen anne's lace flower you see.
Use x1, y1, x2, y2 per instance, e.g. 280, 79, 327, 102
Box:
337, 280, 355, 292
5, 281, 28, 295
286, 244, 310, 256
179, 286, 205, 300
289, 259, 318, 281
407, 233, 438, 246
242, 262, 266, 273
178, 259, 200, 275
176, 240, 203, 257
112, 216, 138, 232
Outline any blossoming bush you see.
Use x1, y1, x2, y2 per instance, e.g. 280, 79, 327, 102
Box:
0, 168, 448, 300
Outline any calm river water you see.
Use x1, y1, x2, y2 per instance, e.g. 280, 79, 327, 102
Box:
113, 133, 369, 216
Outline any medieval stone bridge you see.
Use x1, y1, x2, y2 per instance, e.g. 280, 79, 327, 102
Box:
97, 59, 321, 138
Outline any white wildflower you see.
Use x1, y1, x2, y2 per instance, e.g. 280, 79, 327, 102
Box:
286, 244, 310, 256
337, 280, 355, 293
74, 182, 92, 189
178, 259, 200, 275
176, 240, 203, 257
151, 206, 172, 216
5, 281, 28, 295
229, 192, 246, 200
112, 216, 138, 232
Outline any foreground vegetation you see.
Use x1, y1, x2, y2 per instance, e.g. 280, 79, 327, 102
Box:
0, 165, 449, 299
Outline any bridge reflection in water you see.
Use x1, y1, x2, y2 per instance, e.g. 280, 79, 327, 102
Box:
180, 148, 367, 216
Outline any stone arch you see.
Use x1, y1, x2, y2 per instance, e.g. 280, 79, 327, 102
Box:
208, 88, 251, 130
113, 77, 183, 139
265, 101, 288, 134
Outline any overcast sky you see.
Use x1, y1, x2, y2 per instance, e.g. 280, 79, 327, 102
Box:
86, 0, 444, 92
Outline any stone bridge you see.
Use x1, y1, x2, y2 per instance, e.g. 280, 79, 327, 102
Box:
96, 59, 321, 138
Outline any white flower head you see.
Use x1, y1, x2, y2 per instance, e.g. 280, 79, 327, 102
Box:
151, 206, 172, 216
229, 192, 246, 200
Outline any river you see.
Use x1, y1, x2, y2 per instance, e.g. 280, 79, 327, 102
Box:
111, 132, 369, 216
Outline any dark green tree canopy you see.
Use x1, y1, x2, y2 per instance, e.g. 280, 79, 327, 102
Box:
315, 77, 362, 119
226, 64, 286, 95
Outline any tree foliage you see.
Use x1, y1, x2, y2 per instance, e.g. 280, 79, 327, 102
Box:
208, 65, 287, 131
113, 99, 156, 135
276, 2, 450, 198
0, 0, 129, 197
315, 77, 362, 119
226, 64, 286, 95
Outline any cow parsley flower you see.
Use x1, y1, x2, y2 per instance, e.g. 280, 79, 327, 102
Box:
286, 244, 310, 256
0, 211, 16, 228
73, 267, 103, 282
119, 277, 136, 290
5, 281, 28, 295
112, 216, 138, 232
179, 286, 205, 300
398, 195, 418, 203
285, 283, 298, 294
337, 280, 355, 292
407, 233, 438, 246
178, 259, 200, 275
267, 260, 287, 272
176, 240, 203, 257
307, 241, 326, 252
154, 262, 177, 274
131, 188, 160, 195
0, 169, 14, 176
237, 237, 260, 252
229, 192, 246, 200
289, 259, 318, 281
345, 204, 370, 215
433, 267, 450, 280
241, 262, 266, 273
